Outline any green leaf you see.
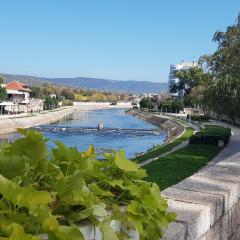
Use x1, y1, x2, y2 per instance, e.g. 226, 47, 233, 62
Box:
84, 144, 94, 157
114, 150, 139, 172
48, 226, 84, 240
89, 183, 114, 197
92, 204, 108, 217
99, 222, 119, 240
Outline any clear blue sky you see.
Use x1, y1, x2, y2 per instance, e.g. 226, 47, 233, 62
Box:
0, 1, 239, 82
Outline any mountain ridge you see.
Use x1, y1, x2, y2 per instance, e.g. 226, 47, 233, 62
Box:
0, 73, 168, 94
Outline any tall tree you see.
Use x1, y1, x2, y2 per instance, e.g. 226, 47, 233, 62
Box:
0, 86, 7, 102
171, 67, 212, 96
201, 14, 240, 78
0, 76, 5, 84
201, 13, 240, 122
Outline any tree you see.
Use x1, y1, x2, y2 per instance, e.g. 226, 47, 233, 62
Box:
201, 14, 240, 79
30, 86, 44, 98
44, 95, 59, 110
201, 13, 240, 122
139, 97, 154, 109
189, 85, 206, 107
61, 88, 75, 100
203, 75, 240, 123
172, 67, 212, 96
0, 76, 4, 84
0, 86, 7, 102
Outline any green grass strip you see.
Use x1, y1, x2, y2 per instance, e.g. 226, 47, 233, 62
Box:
144, 144, 222, 190
133, 127, 194, 163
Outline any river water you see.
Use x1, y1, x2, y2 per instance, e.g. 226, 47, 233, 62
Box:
5, 109, 166, 159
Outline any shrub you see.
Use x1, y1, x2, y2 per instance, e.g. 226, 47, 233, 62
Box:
0, 129, 175, 240
189, 125, 231, 145
187, 114, 210, 122
62, 99, 73, 106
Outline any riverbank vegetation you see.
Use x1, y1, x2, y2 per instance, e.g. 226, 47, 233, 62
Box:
144, 125, 229, 189
0, 75, 134, 110
145, 144, 221, 190
29, 84, 133, 110
0, 129, 175, 240
133, 127, 194, 163
139, 13, 240, 125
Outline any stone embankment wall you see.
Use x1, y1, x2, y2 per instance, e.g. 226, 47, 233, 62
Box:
127, 109, 184, 141
0, 104, 132, 135
162, 150, 240, 240
128, 109, 240, 239
0, 107, 76, 135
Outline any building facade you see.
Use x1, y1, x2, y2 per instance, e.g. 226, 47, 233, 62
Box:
0, 81, 43, 114
168, 60, 198, 96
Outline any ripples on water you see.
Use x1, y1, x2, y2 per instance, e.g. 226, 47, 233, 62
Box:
1, 109, 166, 159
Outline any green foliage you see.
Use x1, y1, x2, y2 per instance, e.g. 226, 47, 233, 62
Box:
203, 75, 240, 123
61, 89, 75, 101
29, 83, 125, 103
0, 85, 7, 102
172, 67, 212, 96
200, 13, 240, 123
0, 129, 175, 239
0, 76, 5, 84
44, 96, 59, 110
62, 99, 73, 106
189, 125, 231, 145
139, 97, 154, 109
187, 115, 210, 122
158, 98, 184, 113
134, 127, 194, 163
201, 13, 240, 78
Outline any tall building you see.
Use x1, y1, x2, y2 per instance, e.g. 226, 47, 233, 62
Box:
168, 60, 198, 96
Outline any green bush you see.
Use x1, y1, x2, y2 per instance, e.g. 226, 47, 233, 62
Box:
187, 115, 210, 122
0, 129, 175, 240
139, 97, 154, 109
62, 99, 73, 106
189, 125, 231, 145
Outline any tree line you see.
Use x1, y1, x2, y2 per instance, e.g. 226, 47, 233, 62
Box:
0, 78, 134, 110
140, 13, 240, 124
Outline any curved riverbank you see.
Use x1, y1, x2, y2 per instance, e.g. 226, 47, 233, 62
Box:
127, 109, 185, 142
0, 103, 132, 136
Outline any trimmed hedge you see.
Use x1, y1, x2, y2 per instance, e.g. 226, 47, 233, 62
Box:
187, 114, 210, 122
189, 125, 231, 146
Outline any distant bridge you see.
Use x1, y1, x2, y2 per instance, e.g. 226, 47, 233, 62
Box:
33, 125, 162, 134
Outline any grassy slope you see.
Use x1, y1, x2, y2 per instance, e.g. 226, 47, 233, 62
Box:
144, 124, 231, 190
144, 144, 221, 190
133, 127, 194, 163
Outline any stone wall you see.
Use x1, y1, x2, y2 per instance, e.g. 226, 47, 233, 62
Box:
163, 151, 240, 240
0, 107, 76, 135
127, 109, 185, 141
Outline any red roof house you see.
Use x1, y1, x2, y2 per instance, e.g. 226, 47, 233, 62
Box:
5, 81, 31, 92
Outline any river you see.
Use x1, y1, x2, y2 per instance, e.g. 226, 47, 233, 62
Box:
5, 109, 166, 159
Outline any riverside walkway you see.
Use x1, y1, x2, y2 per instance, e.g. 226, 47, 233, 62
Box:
201, 120, 240, 170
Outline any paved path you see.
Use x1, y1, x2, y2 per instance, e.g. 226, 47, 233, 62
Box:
139, 140, 189, 167
139, 120, 200, 167
139, 119, 240, 168
201, 120, 240, 170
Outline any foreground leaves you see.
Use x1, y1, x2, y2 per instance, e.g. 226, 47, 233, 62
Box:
0, 129, 176, 239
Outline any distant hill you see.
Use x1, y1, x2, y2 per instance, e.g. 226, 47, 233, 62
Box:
0, 73, 168, 94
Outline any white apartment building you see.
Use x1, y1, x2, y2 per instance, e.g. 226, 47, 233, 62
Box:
168, 60, 198, 96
